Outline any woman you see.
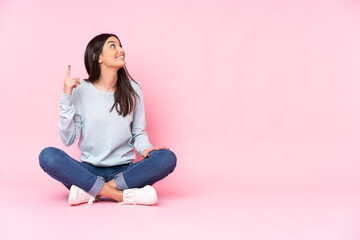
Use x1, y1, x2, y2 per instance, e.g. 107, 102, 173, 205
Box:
38, 33, 177, 206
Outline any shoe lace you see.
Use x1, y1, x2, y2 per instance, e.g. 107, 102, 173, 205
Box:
88, 195, 96, 205
119, 190, 137, 205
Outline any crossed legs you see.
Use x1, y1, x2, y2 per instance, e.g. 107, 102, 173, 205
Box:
39, 147, 177, 203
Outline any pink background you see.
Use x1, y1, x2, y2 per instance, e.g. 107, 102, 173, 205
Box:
1, 0, 360, 239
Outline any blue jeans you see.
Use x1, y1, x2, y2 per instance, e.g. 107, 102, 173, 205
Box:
38, 147, 177, 196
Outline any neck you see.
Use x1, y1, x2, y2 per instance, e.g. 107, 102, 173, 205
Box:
95, 66, 118, 92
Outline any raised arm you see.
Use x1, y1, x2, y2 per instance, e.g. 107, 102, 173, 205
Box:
58, 65, 82, 146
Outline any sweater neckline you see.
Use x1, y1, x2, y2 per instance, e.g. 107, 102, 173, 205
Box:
89, 81, 115, 95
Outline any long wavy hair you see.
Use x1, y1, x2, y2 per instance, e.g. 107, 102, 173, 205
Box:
84, 33, 140, 117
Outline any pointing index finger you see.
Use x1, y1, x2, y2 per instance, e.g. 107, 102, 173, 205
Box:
66, 65, 71, 78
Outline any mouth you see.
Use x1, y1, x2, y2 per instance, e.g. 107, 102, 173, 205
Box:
115, 55, 125, 59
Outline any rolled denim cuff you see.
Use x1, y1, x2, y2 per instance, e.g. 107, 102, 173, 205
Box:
88, 176, 105, 196
114, 172, 129, 190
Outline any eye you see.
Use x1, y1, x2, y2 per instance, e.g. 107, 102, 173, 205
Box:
110, 44, 122, 48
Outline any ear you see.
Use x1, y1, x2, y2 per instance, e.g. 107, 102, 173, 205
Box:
98, 53, 103, 63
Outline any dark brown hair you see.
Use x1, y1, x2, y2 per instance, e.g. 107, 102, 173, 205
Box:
84, 33, 139, 117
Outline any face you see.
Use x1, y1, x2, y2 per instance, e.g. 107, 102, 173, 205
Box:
98, 36, 126, 69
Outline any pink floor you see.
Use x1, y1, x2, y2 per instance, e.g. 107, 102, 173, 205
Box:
1, 181, 359, 240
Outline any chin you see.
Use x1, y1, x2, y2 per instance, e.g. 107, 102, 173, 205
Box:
115, 63, 126, 69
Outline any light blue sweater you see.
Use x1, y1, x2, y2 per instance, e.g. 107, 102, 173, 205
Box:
58, 79, 153, 167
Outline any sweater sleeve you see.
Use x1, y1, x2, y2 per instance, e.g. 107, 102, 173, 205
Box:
130, 86, 153, 156
58, 93, 82, 146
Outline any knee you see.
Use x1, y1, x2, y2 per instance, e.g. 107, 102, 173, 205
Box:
159, 149, 177, 172
39, 147, 59, 171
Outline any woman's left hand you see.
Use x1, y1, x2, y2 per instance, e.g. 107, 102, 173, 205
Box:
142, 147, 169, 158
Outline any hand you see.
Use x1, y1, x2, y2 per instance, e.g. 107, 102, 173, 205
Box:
142, 147, 169, 158
63, 65, 81, 95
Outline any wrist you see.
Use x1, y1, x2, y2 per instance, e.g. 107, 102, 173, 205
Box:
63, 88, 72, 95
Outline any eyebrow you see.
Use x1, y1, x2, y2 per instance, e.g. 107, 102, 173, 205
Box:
107, 41, 120, 45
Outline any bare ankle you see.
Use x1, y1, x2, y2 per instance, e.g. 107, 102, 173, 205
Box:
98, 183, 123, 202
107, 179, 118, 189
117, 191, 124, 202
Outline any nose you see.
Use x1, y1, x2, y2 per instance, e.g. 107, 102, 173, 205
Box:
117, 45, 124, 53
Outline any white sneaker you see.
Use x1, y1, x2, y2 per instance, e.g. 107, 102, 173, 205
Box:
68, 185, 96, 206
120, 185, 158, 205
